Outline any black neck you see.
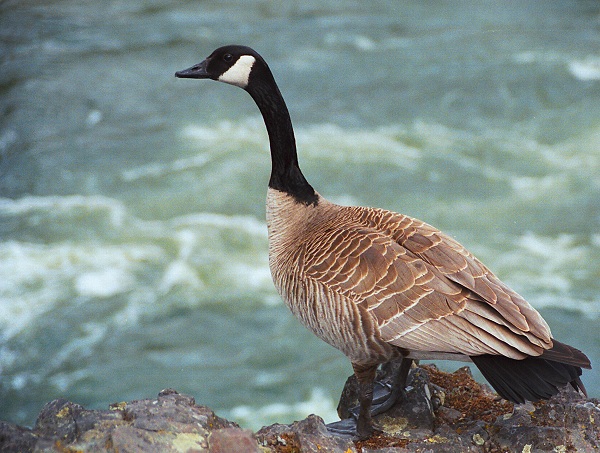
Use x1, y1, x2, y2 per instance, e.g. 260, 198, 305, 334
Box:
245, 65, 318, 206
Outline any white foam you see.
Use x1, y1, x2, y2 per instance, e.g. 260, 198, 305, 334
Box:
516, 232, 586, 263
182, 118, 267, 146
226, 263, 272, 290
510, 174, 569, 200
514, 51, 600, 81
297, 123, 420, 169
490, 232, 598, 316
513, 50, 563, 65
86, 109, 103, 126
568, 57, 600, 81
180, 118, 563, 183
0, 189, 279, 341
121, 153, 213, 181
169, 212, 267, 238
75, 268, 135, 298
227, 387, 338, 431
159, 260, 204, 294
323, 33, 409, 52
0, 195, 127, 228
0, 240, 165, 340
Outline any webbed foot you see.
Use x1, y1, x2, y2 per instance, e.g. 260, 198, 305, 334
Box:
327, 358, 413, 439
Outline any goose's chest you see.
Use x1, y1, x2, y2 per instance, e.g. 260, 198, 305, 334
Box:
265, 188, 324, 261
266, 202, 310, 299
265, 189, 328, 310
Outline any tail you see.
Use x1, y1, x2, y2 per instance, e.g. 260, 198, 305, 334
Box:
470, 340, 591, 404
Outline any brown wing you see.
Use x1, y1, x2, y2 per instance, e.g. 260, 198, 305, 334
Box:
397, 219, 551, 339
303, 206, 552, 359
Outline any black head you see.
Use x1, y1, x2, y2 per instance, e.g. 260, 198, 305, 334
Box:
175, 45, 264, 89
176, 45, 317, 205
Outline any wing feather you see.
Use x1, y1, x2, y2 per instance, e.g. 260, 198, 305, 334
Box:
300, 205, 553, 360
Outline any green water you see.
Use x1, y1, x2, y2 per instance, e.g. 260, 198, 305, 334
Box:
1, 0, 599, 429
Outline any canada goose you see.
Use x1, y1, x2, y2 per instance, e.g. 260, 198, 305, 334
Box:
175, 45, 591, 439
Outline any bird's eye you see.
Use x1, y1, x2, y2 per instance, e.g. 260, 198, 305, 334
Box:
223, 53, 233, 62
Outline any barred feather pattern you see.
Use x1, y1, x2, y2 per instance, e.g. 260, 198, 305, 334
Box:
267, 188, 554, 366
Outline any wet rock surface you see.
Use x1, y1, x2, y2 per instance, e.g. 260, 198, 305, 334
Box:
1, 366, 598, 452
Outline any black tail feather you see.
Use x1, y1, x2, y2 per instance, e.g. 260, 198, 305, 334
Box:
540, 339, 591, 369
470, 339, 590, 404
471, 354, 585, 404
571, 377, 588, 398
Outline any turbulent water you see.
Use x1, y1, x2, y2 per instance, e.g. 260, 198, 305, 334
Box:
1, 0, 599, 429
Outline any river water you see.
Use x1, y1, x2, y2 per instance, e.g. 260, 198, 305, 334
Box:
1, 0, 599, 429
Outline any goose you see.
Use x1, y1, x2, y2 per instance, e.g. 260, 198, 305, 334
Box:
175, 45, 591, 439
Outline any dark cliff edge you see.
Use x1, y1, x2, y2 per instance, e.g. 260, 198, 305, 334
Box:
1, 365, 598, 452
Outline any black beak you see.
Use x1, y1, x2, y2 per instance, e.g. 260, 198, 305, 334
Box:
175, 59, 210, 79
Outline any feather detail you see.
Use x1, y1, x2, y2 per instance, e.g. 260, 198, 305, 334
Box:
268, 197, 558, 362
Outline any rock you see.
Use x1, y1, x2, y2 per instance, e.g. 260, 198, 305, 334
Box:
491, 386, 600, 452
34, 399, 84, 443
0, 421, 37, 453
378, 366, 436, 432
209, 428, 260, 453
257, 414, 356, 452
1, 367, 598, 452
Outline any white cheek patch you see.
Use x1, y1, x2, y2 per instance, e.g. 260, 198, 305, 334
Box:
218, 55, 256, 88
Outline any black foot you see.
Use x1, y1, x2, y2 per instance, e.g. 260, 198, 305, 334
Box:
330, 359, 413, 438
345, 378, 403, 417
371, 377, 407, 416
338, 359, 412, 419
325, 418, 358, 436
326, 417, 380, 440
328, 378, 404, 437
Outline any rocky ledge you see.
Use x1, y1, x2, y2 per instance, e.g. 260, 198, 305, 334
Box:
1, 365, 598, 452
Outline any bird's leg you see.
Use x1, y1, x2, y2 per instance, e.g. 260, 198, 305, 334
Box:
370, 357, 413, 415
326, 358, 413, 438
352, 362, 378, 440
